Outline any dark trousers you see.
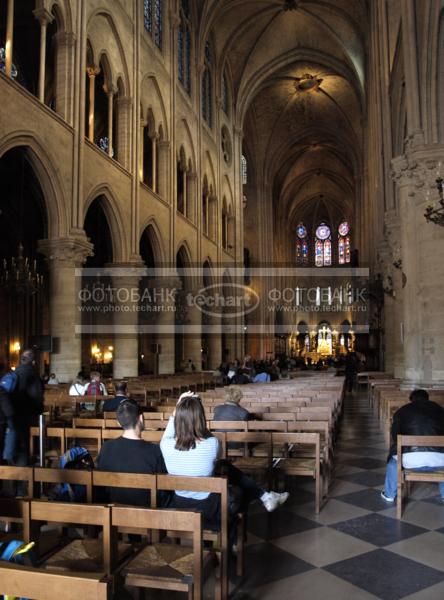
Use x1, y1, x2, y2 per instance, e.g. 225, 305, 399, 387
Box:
10, 419, 32, 496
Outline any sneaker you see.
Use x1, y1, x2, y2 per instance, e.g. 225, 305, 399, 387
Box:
380, 491, 395, 502
261, 491, 289, 512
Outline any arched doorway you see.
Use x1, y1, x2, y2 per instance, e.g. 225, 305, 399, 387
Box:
0, 147, 48, 371
81, 196, 114, 376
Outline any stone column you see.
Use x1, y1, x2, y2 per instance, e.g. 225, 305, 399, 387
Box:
157, 140, 170, 199
139, 119, 147, 181
108, 264, 143, 379
152, 135, 158, 192
106, 86, 115, 157
5, 0, 14, 78
38, 237, 93, 383
87, 67, 100, 142
153, 277, 181, 375
184, 299, 203, 372
53, 31, 75, 122
33, 7, 54, 103
116, 96, 132, 170
187, 172, 197, 223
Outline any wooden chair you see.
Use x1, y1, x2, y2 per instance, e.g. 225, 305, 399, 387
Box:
23, 500, 128, 576
396, 435, 444, 518
64, 427, 102, 458
225, 432, 273, 490
157, 474, 229, 598
0, 466, 34, 530
272, 432, 324, 513
111, 506, 217, 600
0, 562, 110, 600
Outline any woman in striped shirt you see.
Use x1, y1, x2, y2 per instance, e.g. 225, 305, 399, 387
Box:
160, 392, 288, 530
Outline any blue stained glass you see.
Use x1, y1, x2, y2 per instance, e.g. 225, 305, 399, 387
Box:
297, 223, 307, 239
178, 26, 184, 83
99, 137, 114, 157
324, 239, 332, 266
302, 240, 308, 258
339, 221, 349, 236
181, 0, 190, 17
185, 29, 191, 93
222, 73, 228, 114
144, 0, 153, 33
0, 47, 18, 79
316, 223, 331, 240
154, 0, 162, 48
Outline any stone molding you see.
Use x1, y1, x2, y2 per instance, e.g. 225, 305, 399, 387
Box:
38, 237, 93, 266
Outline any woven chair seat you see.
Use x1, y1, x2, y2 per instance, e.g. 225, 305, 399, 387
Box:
43, 538, 130, 572
122, 543, 212, 582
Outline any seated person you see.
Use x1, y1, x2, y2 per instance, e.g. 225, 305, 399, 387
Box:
160, 392, 288, 532
96, 398, 167, 506
47, 373, 59, 385
213, 386, 250, 422
253, 364, 270, 383
102, 381, 128, 412
69, 376, 85, 396
381, 389, 444, 502
84, 372, 108, 396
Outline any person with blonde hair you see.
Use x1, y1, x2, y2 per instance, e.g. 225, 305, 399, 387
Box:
213, 386, 250, 422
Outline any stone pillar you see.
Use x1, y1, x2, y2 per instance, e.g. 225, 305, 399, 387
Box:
139, 119, 147, 181
38, 237, 93, 383
184, 299, 202, 372
106, 87, 115, 157
33, 7, 54, 103
152, 136, 157, 192
158, 140, 170, 199
53, 31, 75, 122
116, 96, 132, 170
153, 277, 181, 375
87, 67, 100, 142
5, 0, 14, 78
108, 264, 143, 379
207, 331, 222, 370
187, 172, 197, 223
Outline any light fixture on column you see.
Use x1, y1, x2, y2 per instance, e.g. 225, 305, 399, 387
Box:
0, 47, 18, 79
1, 243, 43, 294
424, 174, 444, 226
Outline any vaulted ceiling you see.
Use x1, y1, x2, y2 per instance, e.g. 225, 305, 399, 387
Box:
200, 0, 368, 255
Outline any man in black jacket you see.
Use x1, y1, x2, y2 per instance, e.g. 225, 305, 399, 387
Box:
11, 350, 44, 493
381, 389, 444, 502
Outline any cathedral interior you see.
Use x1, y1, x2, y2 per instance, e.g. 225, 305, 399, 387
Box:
1, 1, 444, 598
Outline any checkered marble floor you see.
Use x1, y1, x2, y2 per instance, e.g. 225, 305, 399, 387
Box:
229, 391, 444, 600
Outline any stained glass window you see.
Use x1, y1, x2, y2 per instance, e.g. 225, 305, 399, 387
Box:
178, 0, 191, 94
315, 222, 331, 267
202, 41, 213, 127
297, 223, 307, 239
241, 155, 247, 184
338, 222, 351, 264
0, 47, 18, 79
222, 73, 229, 114
144, 0, 162, 49
315, 239, 324, 267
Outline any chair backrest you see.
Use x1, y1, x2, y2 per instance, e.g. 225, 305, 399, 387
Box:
247, 421, 287, 432
111, 505, 203, 590
208, 420, 248, 431
92, 471, 157, 507
73, 418, 105, 428
397, 434, 444, 456
34, 467, 93, 503
0, 562, 109, 600
24, 500, 114, 572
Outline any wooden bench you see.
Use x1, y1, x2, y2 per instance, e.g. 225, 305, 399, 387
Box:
396, 435, 444, 518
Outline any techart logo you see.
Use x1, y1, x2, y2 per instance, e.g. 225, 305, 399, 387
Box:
190, 283, 260, 319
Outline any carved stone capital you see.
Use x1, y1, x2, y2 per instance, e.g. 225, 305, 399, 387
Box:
38, 237, 94, 266
86, 66, 100, 79
33, 7, 54, 26
54, 31, 76, 48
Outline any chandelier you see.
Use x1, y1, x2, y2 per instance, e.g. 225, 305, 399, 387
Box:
1, 243, 43, 294
424, 177, 444, 226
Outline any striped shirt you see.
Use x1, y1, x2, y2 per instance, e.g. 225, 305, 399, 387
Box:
160, 416, 219, 499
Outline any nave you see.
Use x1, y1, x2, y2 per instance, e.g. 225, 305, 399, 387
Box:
227, 392, 444, 600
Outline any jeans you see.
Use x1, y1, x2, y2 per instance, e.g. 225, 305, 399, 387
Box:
384, 456, 444, 499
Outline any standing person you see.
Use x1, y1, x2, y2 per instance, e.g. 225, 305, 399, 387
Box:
381, 389, 444, 502
160, 392, 288, 531
345, 351, 358, 393
10, 350, 44, 494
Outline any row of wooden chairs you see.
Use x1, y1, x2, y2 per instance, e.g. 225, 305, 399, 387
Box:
0, 467, 229, 599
